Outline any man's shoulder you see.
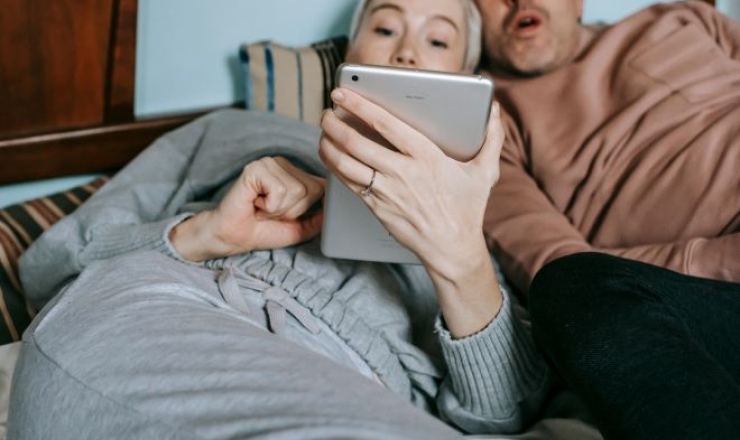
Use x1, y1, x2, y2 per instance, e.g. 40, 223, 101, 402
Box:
597, 1, 718, 56
627, 0, 718, 24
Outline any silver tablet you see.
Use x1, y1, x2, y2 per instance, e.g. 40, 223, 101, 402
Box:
321, 63, 494, 264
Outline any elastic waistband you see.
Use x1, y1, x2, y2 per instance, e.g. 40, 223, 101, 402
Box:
207, 256, 440, 400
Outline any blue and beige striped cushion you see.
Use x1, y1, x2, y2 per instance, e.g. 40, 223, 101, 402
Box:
0, 177, 108, 345
240, 36, 348, 125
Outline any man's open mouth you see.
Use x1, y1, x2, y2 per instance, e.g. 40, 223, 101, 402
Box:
510, 11, 544, 36
518, 16, 540, 28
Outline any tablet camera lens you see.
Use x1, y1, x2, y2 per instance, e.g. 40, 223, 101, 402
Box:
352, 75, 359, 82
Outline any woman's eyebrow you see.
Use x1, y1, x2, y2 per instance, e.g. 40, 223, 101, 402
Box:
369, 3, 460, 34
429, 15, 460, 33
369, 3, 403, 15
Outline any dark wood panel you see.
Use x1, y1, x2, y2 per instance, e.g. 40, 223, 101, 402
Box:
105, 0, 138, 123
0, 113, 203, 185
0, 0, 114, 137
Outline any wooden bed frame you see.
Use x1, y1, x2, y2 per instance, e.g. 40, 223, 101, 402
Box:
0, 0, 717, 186
0, 0, 204, 185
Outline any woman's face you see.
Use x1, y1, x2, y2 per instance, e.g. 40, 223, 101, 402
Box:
346, 0, 468, 72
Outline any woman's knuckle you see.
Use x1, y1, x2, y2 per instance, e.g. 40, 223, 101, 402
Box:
291, 184, 307, 199
272, 184, 287, 196
320, 109, 333, 127
369, 118, 387, 137
345, 130, 362, 153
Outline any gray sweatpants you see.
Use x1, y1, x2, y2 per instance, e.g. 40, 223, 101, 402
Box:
8, 251, 463, 440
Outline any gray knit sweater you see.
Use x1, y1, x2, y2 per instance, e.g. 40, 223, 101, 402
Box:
19, 110, 550, 435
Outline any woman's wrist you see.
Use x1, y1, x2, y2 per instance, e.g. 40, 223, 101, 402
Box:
426, 239, 504, 339
423, 233, 490, 285
169, 211, 236, 262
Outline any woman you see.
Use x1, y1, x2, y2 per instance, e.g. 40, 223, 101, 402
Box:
9, 1, 549, 439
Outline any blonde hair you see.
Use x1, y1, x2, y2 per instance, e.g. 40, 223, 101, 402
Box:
348, 0, 482, 71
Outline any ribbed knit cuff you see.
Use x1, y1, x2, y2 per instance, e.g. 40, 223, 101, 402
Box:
435, 286, 548, 421
80, 213, 200, 265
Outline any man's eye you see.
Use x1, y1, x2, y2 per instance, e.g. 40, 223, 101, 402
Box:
374, 27, 395, 36
430, 40, 448, 49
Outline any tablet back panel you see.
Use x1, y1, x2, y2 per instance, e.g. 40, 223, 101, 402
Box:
321, 64, 494, 264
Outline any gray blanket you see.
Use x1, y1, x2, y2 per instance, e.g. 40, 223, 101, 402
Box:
12, 110, 591, 439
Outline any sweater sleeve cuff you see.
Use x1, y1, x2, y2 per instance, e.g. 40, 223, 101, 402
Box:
80, 214, 202, 266
435, 285, 549, 422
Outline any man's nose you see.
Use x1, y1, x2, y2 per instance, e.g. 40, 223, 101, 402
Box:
503, 0, 529, 9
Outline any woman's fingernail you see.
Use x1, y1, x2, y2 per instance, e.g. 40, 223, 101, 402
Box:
492, 102, 500, 115
331, 89, 345, 102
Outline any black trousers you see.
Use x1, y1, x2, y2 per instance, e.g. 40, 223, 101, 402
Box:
529, 252, 740, 440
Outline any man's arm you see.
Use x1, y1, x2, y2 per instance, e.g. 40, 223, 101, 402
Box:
610, 233, 740, 282
484, 149, 590, 293
485, 138, 739, 292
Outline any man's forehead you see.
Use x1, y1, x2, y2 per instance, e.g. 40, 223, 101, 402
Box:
474, 0, 584, 8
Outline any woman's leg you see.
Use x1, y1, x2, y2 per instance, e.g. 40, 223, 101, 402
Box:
529, 252, 740, 440
8, 251, 463, 440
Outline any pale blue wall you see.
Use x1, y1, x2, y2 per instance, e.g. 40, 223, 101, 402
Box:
0, 175, 100, 208
583, 0, 655, 22
585, 0, 740, 22
135, 0, 357, 118
3, 0, 739, 206
717, 0, 740, 19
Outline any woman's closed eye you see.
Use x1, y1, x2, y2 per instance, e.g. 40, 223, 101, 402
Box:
430, 39, 449, 49
426, 21, 457, 51
374, 26, 396, 37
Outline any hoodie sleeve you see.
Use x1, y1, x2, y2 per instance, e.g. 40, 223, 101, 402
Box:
435, 283, 551, 435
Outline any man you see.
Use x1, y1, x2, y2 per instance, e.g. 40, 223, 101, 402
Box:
475, 0, 740, 439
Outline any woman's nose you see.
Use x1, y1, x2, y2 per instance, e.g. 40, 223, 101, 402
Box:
392, 40, 417, 67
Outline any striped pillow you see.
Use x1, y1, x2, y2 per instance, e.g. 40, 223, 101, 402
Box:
0, 177, 108, 345
240, 36, 348, 126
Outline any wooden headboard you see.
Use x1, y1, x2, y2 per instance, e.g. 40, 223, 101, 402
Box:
0, 0, 202, 185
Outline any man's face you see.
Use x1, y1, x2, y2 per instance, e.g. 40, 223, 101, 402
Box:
475, 0, 584, 76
